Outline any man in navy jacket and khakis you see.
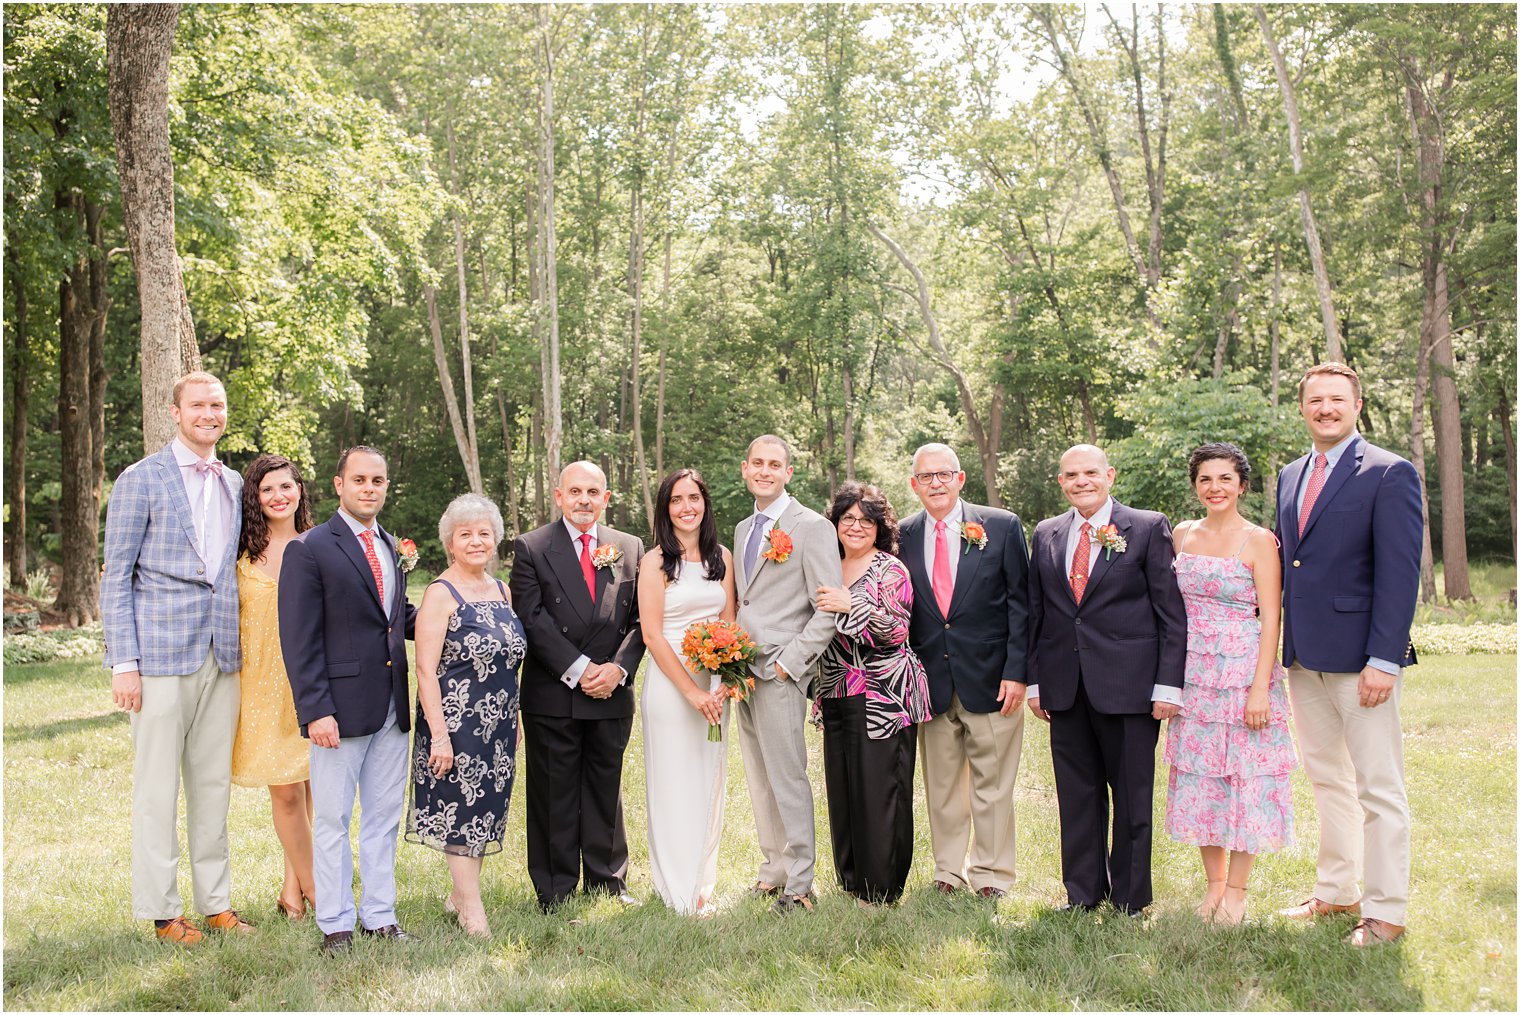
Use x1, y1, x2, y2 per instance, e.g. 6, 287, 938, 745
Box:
1275, 363, 1422, 947
102, 371, 252, 945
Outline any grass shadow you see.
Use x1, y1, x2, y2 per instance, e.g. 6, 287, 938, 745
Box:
4, 711, 125, 744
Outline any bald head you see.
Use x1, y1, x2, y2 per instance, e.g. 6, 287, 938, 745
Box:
1057, 444, 1115, 517
555, 460, 612, 533
1059, 444, 1110, 471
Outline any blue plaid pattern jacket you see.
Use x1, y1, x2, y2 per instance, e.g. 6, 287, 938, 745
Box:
101, 442, 243, 676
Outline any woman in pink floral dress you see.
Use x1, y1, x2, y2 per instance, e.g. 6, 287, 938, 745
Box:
1164, 443, 1296, 925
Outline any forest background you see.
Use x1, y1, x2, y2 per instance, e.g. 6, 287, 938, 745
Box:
4, 2, 1515, 626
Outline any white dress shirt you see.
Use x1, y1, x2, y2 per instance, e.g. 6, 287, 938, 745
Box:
113, 439, 235, 676
1029, 497, 1181, 707
559, 518, 629, 689
922, 499, 964, 589
751, 490, 793, 548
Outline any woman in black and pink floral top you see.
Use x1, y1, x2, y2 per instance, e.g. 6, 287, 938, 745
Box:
813, 482, 933, 906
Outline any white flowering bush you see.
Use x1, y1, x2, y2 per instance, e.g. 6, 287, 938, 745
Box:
4, 624, 104, 666
1411, 623, 1515, 657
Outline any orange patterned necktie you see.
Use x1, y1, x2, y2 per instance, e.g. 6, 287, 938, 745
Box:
1070, 522, 1092, 604
360, 528, 384, 602
1298, 453, 1329, 538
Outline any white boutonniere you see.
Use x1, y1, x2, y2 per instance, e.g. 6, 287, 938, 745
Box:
1094, 524, 1127, 560
591, 544, 623, 570
954, 521, 988, 554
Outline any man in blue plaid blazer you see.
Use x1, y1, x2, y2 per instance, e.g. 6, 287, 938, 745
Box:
102, 372, 252, 945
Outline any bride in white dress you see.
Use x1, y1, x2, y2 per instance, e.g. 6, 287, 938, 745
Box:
637, 469, 737, 916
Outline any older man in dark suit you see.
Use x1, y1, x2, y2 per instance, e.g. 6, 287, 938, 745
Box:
1275, 363, 1423, 947
1027, 444, 1186, 915
510, 461, 646, 911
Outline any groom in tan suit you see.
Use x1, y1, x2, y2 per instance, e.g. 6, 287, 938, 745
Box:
733, 435, 842, 913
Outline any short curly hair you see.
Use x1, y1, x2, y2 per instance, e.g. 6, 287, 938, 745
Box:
1188, 442, 1252, 486
826, 482, 900, 556
438, 493, 505, 559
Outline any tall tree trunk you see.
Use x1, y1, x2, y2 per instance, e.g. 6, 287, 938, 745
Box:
1265, 241, 1282, 524
85, 201, 110, 501
1495, 386, 1517, 555
867, 223, 1001, 507
1411, 323, 1438, 603
626, 22, 654, 525
1406, 68, 1470, 599
1212, 4, 1250, 128
1255, 4, 1342, 362
655, 229, 671, 479
107, 3, 201, 453
6, 244, 29, 589
444, 117, 483, 495
55, 204, 101, 626
424, 283, 482, 495
536, 6, 563, 489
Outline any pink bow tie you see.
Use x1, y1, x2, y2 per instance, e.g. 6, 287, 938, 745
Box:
189, 459, 223, 477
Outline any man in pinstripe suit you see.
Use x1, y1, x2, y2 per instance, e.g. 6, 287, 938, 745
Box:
102, 372, 252, 946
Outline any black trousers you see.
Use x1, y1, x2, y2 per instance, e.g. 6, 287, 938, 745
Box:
821, 695, 917, 904
521, 711, 633, 908
1048, 679, 1160, 914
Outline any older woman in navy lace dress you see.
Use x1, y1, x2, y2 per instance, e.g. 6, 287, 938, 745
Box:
813, 482, 933, 905
407, 494, 525, 938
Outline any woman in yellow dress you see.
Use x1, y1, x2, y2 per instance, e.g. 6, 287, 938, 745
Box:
232, 453, 316, 919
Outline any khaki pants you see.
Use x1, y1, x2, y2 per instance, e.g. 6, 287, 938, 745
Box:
130, 651, 240, 921
919, 691, 1025, 892
1288, 663, 1411, 925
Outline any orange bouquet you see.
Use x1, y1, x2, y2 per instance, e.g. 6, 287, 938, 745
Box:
681, 619, 759, 741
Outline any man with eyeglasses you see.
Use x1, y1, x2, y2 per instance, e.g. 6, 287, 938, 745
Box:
897, 442, 1031, 899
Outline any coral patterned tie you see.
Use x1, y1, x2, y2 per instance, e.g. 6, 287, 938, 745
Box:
1070, 522, 1092, 605
932, 519, 953, 617
579, 532, 597, 602
359, 529, 384, 604
1298, 453, 1329, 538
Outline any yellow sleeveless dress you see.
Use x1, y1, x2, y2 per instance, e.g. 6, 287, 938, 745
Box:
230, 555, 309, 787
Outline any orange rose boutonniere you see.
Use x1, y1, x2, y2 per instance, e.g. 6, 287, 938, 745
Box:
761, 526, 794, 564
1094, 523, 1127, 560
591, 544, 623, 569
397, 538, 419, 573
955, 521, 988, 555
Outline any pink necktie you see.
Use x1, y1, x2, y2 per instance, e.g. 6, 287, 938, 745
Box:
360, 529, 384, 603
1070, 522, 1092, 604
1298, 453, 1329, 538
579, 533, 597, 602
932, 519, 953, 617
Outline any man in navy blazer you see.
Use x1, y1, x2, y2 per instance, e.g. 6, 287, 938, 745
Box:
898, 442, 1030, 898
280, 446, 417, 952
1027, 444, 1186, 915
1275, 363, 1422, 947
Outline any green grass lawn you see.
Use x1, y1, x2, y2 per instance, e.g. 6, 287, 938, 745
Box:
4, 649, 1514, 1010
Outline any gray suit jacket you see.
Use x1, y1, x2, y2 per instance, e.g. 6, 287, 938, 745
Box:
734, 497, 843, 697
101, 443, 243, 676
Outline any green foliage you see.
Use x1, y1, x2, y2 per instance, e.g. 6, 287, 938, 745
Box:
1109, 374, 1302, 525
2, 622, 101, 666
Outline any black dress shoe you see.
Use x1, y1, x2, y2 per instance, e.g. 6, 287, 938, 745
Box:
321, 930, 353, 953
1055, 902, 1097, 914
359, 924, 411, 940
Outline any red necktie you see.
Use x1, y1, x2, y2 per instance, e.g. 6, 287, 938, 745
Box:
1298, 453, 1329, 538
579, 532, 597, 602
1070, 522, 1092, 605
360, 529, 384, 603
932, 519, 953, 617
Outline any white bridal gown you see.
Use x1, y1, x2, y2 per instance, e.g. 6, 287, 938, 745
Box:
641, 558, 729, 915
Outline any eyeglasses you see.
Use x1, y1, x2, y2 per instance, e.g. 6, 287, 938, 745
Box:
837, 515, 877, 531
913, 470, 958, 485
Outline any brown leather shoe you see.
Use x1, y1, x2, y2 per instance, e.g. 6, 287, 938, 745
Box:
1278, 896, 1360, 920
204, 909, 255, 934
1347, 917, 1405, 947
933, 880, 962, 895
154, 916, 203, 947
977, 886, 1007, 900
